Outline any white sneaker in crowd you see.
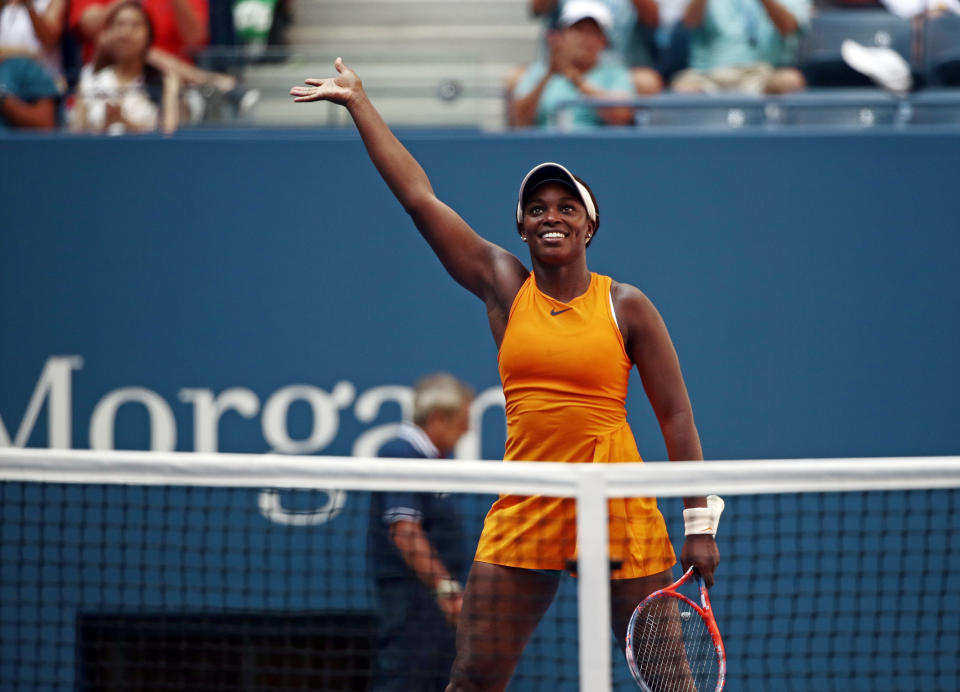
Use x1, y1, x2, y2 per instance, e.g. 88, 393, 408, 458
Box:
841, 39, 913, 94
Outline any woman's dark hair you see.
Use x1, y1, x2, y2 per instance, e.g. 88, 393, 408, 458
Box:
92, 1, 163, 101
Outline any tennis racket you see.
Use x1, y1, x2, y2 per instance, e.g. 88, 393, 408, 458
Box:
625, 566, 725, 692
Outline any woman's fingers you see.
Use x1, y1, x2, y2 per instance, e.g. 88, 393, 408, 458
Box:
290, 59, 353, 103
290, 86, 324, 102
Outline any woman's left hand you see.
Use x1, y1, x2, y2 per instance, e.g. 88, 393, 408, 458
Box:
680, 535, 720, 588
289, 57, 363, 107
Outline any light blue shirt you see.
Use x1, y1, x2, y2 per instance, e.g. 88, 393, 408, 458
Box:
514, 56, 634, 128
688, 0, 811, 70
0, 57, 59, 130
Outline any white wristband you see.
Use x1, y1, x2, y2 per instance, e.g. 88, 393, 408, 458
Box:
683, 494, 725, 536
434, 577, 462, 598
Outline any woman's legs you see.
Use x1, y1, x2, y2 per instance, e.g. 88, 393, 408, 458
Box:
446, 562, 560, 692
614, 567, 698, 692
609, 567, 675, 640
446, 564, 675, 691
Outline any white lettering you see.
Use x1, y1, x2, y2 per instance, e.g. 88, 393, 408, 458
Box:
351, 385, 413, 457
179, 388, 260, 452
261, 382, 354, 454
256, 381, 355, 525
258, 489, 347, 526
89, 388, 177, 451
4, 359, 506, 528
0, 356, 83, 448
354, 385, 413, 423
352, 424, 404, 458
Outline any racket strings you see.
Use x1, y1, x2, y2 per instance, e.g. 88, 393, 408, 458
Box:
629, 595, 720, 692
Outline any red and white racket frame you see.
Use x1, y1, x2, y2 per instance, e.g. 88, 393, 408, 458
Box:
625, 565, 727, 692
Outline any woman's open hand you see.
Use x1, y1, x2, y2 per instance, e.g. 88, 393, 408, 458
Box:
289, 57, 362, 106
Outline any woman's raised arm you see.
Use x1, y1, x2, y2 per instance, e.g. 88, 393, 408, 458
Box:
291, 59, 526, 301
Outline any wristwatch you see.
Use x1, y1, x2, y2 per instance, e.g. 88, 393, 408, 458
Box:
434, 577, 462, 598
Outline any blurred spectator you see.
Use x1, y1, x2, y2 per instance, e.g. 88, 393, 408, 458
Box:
511, 0, 638, 128
71, 0, 238, 91
69, 1, 179, 133
672, 0, 810, 93
203, 0, 236, 72
0, 0, 67, 79
657, 0, 690, 26
71, 0, 207, 62
233, 0, 292, 58
820, 0, 882, 6
0, 54, 58, 128
531, 0, 663, 94
881, 0, 959, 16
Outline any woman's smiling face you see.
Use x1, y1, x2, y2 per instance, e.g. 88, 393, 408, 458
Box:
520, 182, 594, 264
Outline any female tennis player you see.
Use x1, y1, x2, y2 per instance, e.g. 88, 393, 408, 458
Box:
291, 59, 720, 692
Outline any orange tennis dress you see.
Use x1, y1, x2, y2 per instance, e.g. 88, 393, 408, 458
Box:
473, 272, 676, 579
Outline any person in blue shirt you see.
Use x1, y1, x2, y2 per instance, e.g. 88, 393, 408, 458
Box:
367, 373, 473, 692
530, 0, 664, 95
671, 0, 810, 93
0, 55, 58, 129
511, 0, 638, 128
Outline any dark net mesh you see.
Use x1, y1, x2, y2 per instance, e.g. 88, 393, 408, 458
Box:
1, 474, 959, 691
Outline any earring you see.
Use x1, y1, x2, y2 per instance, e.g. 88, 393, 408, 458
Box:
521, 236, 528, 242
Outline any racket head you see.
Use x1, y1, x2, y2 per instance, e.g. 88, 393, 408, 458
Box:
625, 568, 725, 692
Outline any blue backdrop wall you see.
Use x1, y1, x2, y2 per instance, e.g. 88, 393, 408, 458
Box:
3, 130, 958, 460
1, 130, 958, 690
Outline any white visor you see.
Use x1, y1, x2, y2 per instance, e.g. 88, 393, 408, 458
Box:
516, 162, 597, 226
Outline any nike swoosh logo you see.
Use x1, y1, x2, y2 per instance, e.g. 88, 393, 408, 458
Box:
550, 308, 572, 316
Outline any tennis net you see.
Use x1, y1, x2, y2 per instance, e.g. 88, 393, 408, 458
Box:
2, 448, 959, 691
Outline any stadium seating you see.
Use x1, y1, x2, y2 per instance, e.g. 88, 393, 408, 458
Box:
798, 10, 913, 87
925, 14, 960, 87
193, 2, 960, 129
240, 0, 537, 128
621, 89, 910, 129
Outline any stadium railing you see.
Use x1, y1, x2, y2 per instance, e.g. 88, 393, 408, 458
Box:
553, 89, 960, 130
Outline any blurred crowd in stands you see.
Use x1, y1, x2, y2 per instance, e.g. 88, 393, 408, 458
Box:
0, 0, 957, 132
0, 0, 266, 131
510, 0, 960, 127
